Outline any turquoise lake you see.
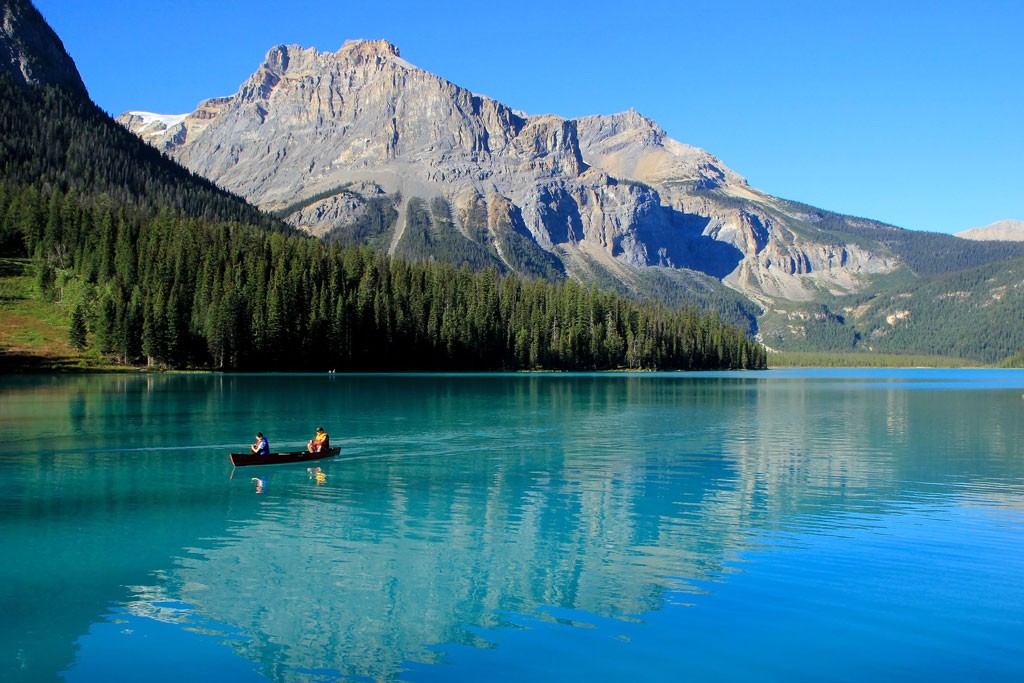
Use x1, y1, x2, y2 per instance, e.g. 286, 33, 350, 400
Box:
2, 370, 1023, 682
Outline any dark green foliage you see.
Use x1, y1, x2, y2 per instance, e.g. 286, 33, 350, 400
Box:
68, 302, 87, 350
762, 257, 1024, 363
628, 268, 761, 334
458, 195, 492, 247
394, 197, 504, 271
769, 351, 971, 368
0, 180, 765, 371
854, 258, 1024, 363
490, 205, 565, 281
759, 304, 861, 353
0, 72, 290, 244
611, 177, 655, 192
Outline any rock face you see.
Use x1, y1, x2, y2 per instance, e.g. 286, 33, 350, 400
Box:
118, 39, 898, 306
0, 0, 86, 94
956, 220, 1024, 242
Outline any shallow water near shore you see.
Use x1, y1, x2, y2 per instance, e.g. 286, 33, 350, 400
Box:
2, 370, 1023, 681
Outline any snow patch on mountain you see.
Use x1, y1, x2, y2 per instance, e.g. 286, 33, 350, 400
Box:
125, 111, 189, 128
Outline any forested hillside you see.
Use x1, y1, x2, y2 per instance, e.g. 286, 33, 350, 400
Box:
0, 73, 285, 234
0, 180, 765, 371
854, 257, 1024, 362
780, 199, 1024, 276
0, 66, 765, 371
758, 256, 1024, 364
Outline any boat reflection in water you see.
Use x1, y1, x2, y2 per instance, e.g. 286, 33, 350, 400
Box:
307, 467, 326, 484
2, 372, 1022, 682
157, 377, 1024, 680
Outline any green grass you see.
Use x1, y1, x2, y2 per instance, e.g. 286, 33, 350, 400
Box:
0, 257, 125, 372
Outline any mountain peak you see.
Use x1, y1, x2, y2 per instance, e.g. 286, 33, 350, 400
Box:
261, 44, 318, 73
575, 109, 745, 189
338, 38, 401, 59
261, 40, 403, 73
615, 108, 664, 133
119, 34, 894, 308
0, 0, 87, 94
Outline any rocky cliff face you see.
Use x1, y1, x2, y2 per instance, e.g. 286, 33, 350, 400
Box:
118, 39, 900, 306
0, 0, 86, 94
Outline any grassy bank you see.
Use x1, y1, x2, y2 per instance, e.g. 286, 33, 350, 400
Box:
0, 257, 123, 372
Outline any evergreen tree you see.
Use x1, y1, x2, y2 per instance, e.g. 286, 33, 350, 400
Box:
1, 70, 769, 372
69, 303, 87, 351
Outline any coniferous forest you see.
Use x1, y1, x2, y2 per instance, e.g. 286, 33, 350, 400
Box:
0, 73, 766, 372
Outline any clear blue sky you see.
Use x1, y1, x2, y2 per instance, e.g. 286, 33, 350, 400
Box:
34, 0, 1023, 234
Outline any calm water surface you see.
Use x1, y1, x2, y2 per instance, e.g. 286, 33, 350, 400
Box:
1, 370, 1023, 682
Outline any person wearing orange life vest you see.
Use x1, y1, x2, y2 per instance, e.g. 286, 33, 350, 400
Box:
307, 426, 330, 453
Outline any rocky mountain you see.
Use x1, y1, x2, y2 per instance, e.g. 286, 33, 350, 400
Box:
117, 40, 1024, 358
117, 42, 902, 306
0, 0, 85, 94
956, 220, 1024, 242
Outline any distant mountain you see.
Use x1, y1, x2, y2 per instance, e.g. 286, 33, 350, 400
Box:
956, 220, 1024, 242
118, 42, 1024, 326
118, 42, 911, 315
759, 253, 1024, 362
2, 0, 1020, 364
2, 8, 764, 374
0, 0, 85, 94
115, 40, 1024, 361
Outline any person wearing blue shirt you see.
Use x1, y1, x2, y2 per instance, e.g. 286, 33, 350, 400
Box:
250, 432, 270, 456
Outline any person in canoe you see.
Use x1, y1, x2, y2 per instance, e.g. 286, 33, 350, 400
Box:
307, 426, 330, 453
250, 432, 270, 456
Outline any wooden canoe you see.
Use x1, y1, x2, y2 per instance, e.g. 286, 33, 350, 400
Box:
229, 446, 340, 467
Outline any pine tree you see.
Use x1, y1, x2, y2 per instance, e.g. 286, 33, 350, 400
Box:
69, 303, 87, 351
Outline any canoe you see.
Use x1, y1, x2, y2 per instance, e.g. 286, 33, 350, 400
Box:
229, 446, 340, 467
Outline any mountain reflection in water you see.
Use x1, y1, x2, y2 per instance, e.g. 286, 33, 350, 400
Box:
1, 371, 1022, 682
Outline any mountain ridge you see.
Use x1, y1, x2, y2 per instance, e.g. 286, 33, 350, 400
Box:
7, 16, 1013, 363
119, 38, 920, 314
956, 219, 1024, 242
1, 10, 765, 373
